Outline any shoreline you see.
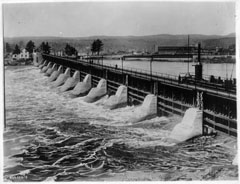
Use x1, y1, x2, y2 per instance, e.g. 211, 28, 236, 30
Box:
102, 57, 236, 64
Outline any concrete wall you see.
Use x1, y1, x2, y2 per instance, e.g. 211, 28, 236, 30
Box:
33, 53, 38, 66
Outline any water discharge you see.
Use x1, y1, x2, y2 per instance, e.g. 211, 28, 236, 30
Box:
4, 65, 238, 181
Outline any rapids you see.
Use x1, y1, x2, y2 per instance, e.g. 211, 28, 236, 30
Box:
3, 65, 238, 181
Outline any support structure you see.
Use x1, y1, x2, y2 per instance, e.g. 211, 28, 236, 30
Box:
39, 54, 237, 138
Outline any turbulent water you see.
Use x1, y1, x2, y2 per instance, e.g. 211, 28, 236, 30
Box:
4, 65, 238, 181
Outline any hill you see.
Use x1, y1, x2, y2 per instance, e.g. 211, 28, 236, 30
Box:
4, 34, 235, 53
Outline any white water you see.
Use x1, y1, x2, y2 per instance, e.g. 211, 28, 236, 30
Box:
4, 65, 238, 181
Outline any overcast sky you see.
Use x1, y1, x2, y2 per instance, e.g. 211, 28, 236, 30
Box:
3, 1, 236, 37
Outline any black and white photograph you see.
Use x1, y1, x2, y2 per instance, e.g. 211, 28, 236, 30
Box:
2, 0, 238, 182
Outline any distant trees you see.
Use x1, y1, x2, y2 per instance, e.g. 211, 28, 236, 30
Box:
91, 39, 103, 55
13, 44, 21, 54
25, 40, 35, 54
65, 44, 77, 56
40, 42, 51, 54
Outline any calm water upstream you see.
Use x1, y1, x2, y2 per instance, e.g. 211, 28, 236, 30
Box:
102, 60, 236, 79
3, 64, 237, 181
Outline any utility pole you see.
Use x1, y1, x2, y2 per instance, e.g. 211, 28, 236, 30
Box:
121, 57, 123, 74
187, 35, 190, 75
150, 56, 153, 80
121, 56, 124, 82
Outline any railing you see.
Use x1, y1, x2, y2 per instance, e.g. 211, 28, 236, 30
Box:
203, 110, 237, 137
42, 54, 236, 99
41, 54, 237, 137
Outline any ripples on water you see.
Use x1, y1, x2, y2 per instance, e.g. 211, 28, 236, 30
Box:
4, 66, 238, 181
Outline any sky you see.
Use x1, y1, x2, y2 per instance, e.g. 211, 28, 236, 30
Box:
3, 1, 236, 37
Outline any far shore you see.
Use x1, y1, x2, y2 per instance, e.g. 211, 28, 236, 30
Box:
102, 57, 235, 63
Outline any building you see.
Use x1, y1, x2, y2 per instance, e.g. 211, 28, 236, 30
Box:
19, 49, 30, 59
155, 46, 196, 55
12, 53, 20, 60
12, 49, 30, 60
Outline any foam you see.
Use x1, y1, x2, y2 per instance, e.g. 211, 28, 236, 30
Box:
169, 108, 202, 143
60, 71, 80, 92
49, 66, 63, 82
103, 85, 128, 109
232, 153, 238, 165
71, 74, 92, 96
52, 68, 71, 87
84, 79, 107, 103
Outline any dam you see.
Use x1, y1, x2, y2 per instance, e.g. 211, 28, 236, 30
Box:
34, 51, 237, 140
3, 49, 237, 182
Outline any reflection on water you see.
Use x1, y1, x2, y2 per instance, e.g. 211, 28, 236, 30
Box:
4, 65, 237, 181
102, 60, 236, 78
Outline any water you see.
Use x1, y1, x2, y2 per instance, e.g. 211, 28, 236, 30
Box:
102, 60, 236, 79
3, 65, 238, 181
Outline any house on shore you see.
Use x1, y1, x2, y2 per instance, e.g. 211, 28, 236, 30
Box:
12, 49, 30, 60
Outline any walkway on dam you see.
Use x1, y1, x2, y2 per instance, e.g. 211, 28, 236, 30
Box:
49, 55, 236, 101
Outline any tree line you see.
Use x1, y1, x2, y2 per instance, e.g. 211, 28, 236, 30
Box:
5, 39, 104, 57
6, 40, 36, 55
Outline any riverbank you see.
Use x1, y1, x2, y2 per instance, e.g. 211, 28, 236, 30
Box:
4, 58, 33, 66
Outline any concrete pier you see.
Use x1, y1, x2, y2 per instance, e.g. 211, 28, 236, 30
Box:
41, 62, 51, 73
71, 74, 92, 96
169, 108, 202, 143
39, 60, 47, 69
53, 68, 71, 87
49, 66, 63, 82
128, 94, 157, 123
84, 79, 107, 103
103, 85, 128, 109
60, 71, 80, 92
45, 64, 58, 76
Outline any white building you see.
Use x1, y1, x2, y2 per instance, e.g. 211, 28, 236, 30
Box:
12, 53, 20, 60
12, 49, 30, 60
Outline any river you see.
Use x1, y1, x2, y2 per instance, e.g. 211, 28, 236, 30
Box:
101, 60, 236, 79
3, 64, 238, 181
